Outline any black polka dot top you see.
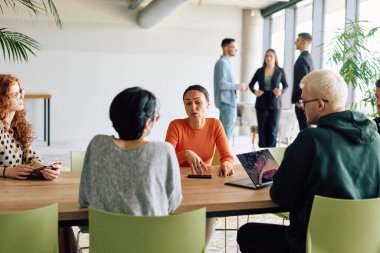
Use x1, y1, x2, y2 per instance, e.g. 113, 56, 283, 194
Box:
0, 126, 41, 168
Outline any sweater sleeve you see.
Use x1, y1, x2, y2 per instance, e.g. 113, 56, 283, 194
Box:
270, 130, 314, 208
79, 137, 94, 208
165, 120, 187, 164
166, 144, 183, 213
214, 120, 234, 165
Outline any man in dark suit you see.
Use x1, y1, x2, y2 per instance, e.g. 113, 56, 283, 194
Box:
374, 79, 380, 134
292, 32, 314, 130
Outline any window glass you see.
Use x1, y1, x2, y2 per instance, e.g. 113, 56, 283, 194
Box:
295, 0, 313, 59
322, 0, 346, 70
270, 10, 285, 67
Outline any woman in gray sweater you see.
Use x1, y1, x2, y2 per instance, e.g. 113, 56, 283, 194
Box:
79, 87, 182, 215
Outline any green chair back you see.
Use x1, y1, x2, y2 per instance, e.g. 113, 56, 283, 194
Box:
267, 147, 286, 164
70, 151, 86, 171
0, 203, 58, 253
89, 207, 206, 253
307, 195, 380, 253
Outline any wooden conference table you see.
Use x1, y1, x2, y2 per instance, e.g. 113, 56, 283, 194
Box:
0, 165, 285, 226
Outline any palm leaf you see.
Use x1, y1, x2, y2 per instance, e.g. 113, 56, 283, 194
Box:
0, 28, 40, 62
0, 0, 62, 27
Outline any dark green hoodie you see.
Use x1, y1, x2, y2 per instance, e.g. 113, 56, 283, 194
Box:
270, 110, 380, 253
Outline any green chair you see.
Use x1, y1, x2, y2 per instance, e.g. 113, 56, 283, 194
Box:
267, 147, 289, 223
0, 203, 58, 253
70, 151, 89, 253
307, 195, 380, 253
70, 151, 86, 172
89, 207, 206, 253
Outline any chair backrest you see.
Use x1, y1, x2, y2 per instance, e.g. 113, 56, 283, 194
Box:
211, 148, 221, 166
307, 195, 380, 253
267, 147, 286, 164
0, 203, 58, 253
70, 151, 86, 171
89, 207, 206, 253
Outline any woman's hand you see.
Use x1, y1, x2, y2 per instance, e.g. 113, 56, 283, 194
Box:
6, 165, 34, 180
272, 88, 282, 97
254, 90, 264, 97
185, 150, 208, 175
41, 163, 61, 181
219, 163, 234, 177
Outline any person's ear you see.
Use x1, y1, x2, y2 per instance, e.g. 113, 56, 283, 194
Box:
207, 101, 210, 108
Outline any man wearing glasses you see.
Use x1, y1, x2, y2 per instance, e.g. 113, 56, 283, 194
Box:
292, 32, 314, 130
214, 38, 248, 144
374, 79, 380, 134
237, 70, 380, 253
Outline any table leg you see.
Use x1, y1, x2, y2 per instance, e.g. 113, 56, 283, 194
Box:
47, 98, 50, 146
44, 99, 46, 141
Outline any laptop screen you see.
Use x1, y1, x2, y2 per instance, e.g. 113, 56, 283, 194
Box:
236, 149, 279, 186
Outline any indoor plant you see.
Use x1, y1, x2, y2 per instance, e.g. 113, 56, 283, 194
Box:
0, 0, 62, 62
324, 17, 380, 117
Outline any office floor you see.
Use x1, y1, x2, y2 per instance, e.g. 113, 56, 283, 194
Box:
34, 135, 288, 253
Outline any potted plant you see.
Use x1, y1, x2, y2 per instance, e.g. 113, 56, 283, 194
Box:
323, 17, 380, 117
0, 0, 62, 62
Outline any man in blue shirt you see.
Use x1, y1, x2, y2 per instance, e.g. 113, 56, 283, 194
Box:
214, 38, 248, 144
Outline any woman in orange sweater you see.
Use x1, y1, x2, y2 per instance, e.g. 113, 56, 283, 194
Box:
166, 84, 234, 248
165, 84, 234, 176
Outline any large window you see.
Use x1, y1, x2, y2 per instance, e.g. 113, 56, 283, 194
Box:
270, 10, 286, 67
322, 0, 346, 69
295, 0, 313, 59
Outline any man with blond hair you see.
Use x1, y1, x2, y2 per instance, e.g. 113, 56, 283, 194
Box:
237, 70, 380, 253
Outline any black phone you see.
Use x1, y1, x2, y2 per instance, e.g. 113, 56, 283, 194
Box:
30, 162, 61, 176
187, 174, 212, 179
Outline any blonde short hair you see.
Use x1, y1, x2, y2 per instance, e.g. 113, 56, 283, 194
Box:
300, 70, 348, 109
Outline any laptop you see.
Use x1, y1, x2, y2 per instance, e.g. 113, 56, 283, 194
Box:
225, 149, 280, 189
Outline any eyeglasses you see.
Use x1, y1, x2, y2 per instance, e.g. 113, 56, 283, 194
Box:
11, 88, 25, 101
298, 98, 329, 110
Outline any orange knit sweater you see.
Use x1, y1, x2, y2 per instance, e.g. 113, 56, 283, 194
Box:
165, 118, 234, 166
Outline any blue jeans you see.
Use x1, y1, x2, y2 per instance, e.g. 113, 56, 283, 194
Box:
219, 102, 236, 144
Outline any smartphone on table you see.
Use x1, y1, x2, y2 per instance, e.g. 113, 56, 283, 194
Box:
29, 162, 62, 177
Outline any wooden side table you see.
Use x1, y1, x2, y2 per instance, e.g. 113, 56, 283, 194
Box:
24, 93, 52, 146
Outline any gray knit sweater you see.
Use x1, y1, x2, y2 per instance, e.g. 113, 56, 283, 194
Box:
79, 135, 182, 216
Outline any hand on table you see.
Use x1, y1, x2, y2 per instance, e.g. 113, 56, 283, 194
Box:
6, 165, 34, 180
185, 150, 208, 175
41, 163, 61, 181
219, 163, 234, 177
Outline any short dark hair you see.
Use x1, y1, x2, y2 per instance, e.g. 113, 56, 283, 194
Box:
109, 87, 158, 140
376, 79, 380, 88
298, 32, 313, 42
221, 38, 235, 48
183, 85, 210, 102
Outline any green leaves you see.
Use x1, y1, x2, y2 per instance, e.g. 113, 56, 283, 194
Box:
0, 28, 40, 62
0, 0, 62, 62
323, 17, 380, 116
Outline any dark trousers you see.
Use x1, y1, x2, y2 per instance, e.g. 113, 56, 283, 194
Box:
237, 222, 291, 253
256, 108, 281, 148
295, 106, 310, 130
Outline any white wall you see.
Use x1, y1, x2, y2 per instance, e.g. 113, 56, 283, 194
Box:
1, 0, 243, 144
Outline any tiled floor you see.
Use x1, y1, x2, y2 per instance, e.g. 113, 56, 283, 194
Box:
34, 135, 288, 253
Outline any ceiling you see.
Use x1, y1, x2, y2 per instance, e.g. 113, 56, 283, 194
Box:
122, 0, 290, 10
189, 0, 289, 9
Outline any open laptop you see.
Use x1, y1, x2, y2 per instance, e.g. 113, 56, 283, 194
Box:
225, 149, 280, 189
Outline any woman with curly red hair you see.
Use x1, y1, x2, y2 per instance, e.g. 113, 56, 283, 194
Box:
0, 74, 61, 180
